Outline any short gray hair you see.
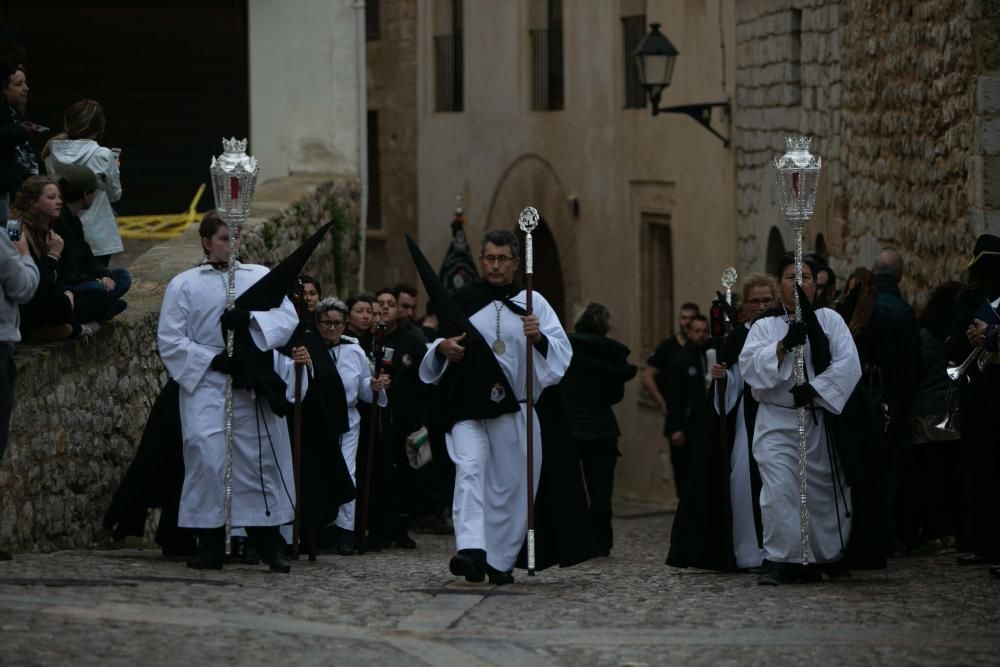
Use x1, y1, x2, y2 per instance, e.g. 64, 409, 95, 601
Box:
480, 229, 520, 259
315, 296, 348, 321
872, 249, 903, 283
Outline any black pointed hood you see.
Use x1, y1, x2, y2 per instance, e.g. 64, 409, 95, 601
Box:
236, 222, 334, 311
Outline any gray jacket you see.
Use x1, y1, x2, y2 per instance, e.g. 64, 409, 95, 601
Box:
0, 235, 40, 343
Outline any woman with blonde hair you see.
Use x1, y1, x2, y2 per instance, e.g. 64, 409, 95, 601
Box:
43, 99, 123, 265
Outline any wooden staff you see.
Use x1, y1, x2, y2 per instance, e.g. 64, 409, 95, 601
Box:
358, 321, 386, 554
518, 207, 539, 576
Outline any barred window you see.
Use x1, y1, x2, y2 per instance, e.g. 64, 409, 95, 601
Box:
640, 214, 673, 358
622, 14, 646, 109
529, 0, 564, 111
365, 0, 380, 41
434, 0, 464, 112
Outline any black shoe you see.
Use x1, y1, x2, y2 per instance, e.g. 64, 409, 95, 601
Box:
187, 552, 224, 570
331, 526, 355, 556
361, 535, 389, 552
821, 561, 852, 582
449, 549, 486, 583
394, 533, 417, 549
187, 528, 224, 570
757, 560, 782, 586
264, 551, 291, 573
241, 543, 261, 565
414, 513, 454, 535
486, 564, 515, 585
0, 549, 11, 561
957, 553, 986, 565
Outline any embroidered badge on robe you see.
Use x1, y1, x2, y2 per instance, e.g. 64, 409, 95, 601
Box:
490, 382, 506, 403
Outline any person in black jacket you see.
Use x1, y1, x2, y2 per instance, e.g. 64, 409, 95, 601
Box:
13, 176, 106, 340
0, 60, 42, 219
53, 165, 130, 318
665, 314, 711, 503
562, 303, 637, 556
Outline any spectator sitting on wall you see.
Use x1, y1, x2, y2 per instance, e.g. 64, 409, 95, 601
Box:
53, 165, 130, 318
42, 99, 123, 266
13, 176, 104, 340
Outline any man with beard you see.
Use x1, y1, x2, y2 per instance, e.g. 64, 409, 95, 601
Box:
664, 314, 711, 503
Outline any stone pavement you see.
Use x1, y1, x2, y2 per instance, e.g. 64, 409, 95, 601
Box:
1, 509, 998, 666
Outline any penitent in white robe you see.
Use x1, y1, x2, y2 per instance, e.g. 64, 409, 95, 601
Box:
419, 289, 572, 572
330, 338, 387, 532
738, 308, 861, 564
715, 340, 768, 570
158, 263, 302, 529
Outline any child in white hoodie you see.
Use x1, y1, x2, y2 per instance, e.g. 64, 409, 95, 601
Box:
43, 99, 122, 265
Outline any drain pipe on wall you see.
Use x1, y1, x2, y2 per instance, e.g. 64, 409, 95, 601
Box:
354, 0, 368, 290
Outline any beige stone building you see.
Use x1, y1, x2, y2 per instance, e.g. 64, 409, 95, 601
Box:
413, 0, 738, 506
361, 0, 999, 507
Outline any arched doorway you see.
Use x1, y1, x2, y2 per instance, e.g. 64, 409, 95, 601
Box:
485, 154, 579, 320
765, 226, 787, 276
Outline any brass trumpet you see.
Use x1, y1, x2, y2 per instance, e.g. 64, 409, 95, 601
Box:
946, 348, 993, 383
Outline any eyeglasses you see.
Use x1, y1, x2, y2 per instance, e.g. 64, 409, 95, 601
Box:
318, 320, 345, 329
746, 298, 774, 306
481, 254, 513, 265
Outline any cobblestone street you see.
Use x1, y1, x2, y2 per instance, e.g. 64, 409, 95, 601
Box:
1, 507, 998, 666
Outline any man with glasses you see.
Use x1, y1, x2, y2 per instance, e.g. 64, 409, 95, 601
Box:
419, 229, 573, 585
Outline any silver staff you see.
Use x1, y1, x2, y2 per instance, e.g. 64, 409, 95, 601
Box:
209, 138, 260, 554
773, 136, 821, 565
721, 267, 738, 318
518, 206, 539, 576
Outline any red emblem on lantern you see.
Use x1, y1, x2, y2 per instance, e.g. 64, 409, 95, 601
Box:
230, 176, 240, 200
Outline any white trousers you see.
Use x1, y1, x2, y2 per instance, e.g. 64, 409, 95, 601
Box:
335, 425, 361, 531
447, 407, 541, 572
752, 403, 852, 564
730, 399, 767, 569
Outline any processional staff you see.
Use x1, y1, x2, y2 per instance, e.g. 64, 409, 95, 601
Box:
518, 206, 540, 576
773, 136, 822, 565
209, 138, 260, 555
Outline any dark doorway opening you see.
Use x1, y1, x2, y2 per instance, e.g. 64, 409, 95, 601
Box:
0, 1, 249, 215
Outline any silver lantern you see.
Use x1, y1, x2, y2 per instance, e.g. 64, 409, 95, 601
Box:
773, 135, 821, 565
209, 137, 260, 554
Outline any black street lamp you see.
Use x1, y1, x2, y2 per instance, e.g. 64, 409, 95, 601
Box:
633, 23, 731, 147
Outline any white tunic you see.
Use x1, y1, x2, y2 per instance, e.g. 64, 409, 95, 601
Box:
420, 289, 572, 571
331, 339, 387, 531
738, 308, 861, 564
714, 347, 767, 569
158, 262, 301, 529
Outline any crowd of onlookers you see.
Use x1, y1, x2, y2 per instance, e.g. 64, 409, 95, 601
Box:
1, 41, 133, 558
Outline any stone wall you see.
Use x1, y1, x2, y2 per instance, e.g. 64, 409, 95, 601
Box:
736, 0, 986, 305
735, 0, 843, 276
840, 0, 977, 298
0, 175, 359, 554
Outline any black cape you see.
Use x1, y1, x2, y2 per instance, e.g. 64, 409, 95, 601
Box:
666, 324, 763, 572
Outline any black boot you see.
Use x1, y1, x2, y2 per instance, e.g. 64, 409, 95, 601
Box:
187, 527, 224, 570
247, 526, 291, 574
486, 563, 515, 585
449, 548, 486, 583
394, 515, 417, 549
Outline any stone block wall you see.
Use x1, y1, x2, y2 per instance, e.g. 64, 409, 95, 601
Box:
736, 0, 986, 305
840, 0, 977, 297
0, 175, 358, 553
735, 0, 844, 276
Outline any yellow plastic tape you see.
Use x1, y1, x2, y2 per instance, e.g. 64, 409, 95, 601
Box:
118, 183, 206, 240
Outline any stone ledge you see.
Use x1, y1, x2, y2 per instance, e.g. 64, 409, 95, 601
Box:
0, 174, 360, 554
